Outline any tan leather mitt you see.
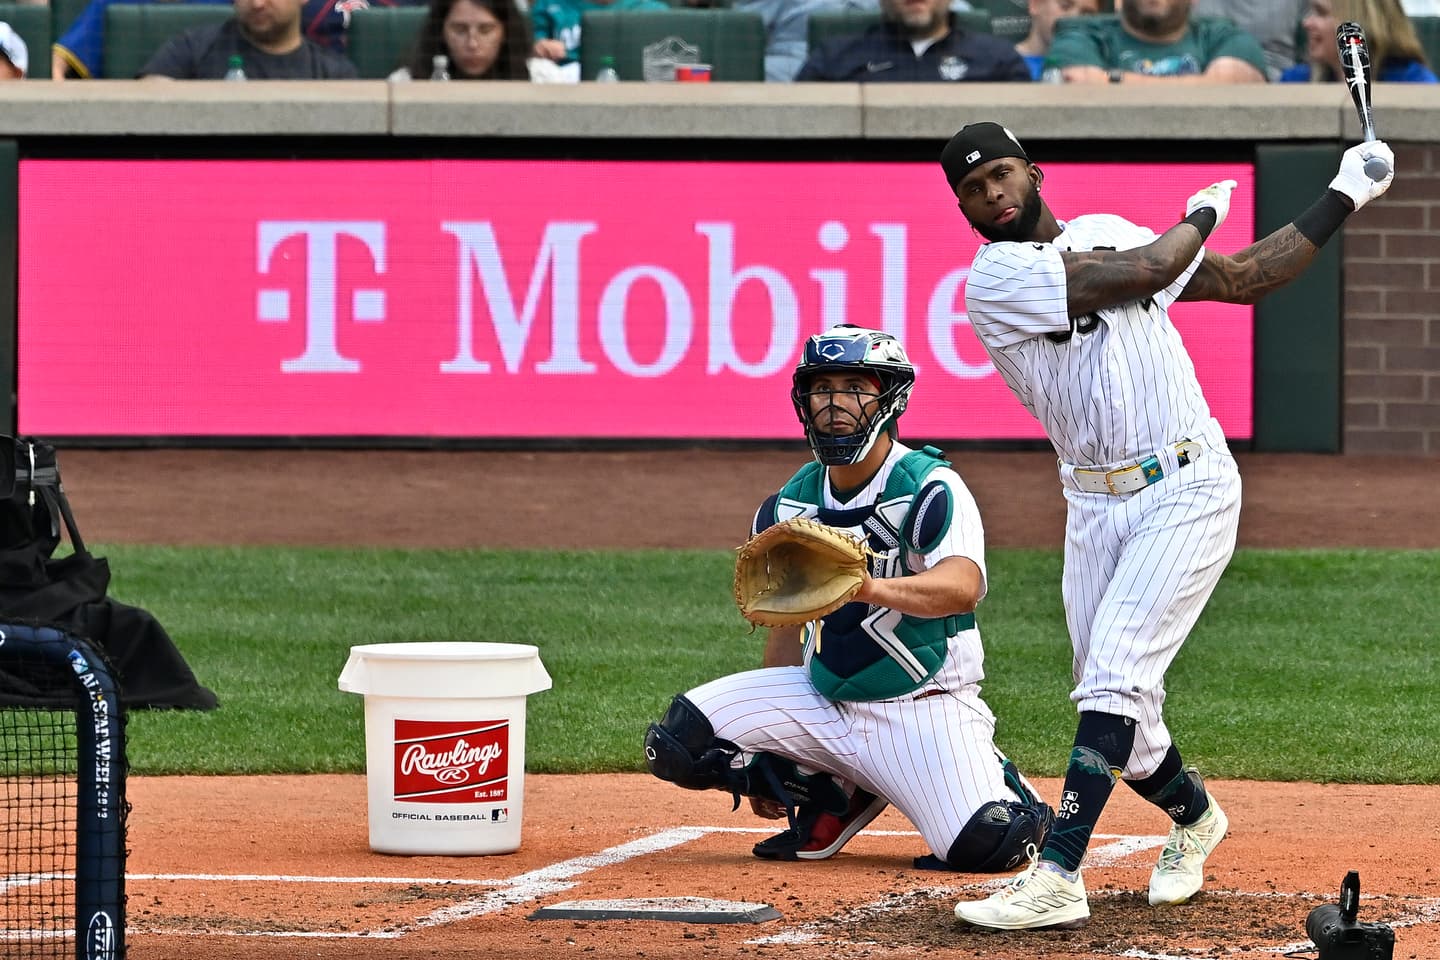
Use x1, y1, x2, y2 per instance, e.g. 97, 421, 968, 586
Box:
733, 517, 871, 628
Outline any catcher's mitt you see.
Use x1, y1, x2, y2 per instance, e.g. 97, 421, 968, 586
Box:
733, 517, 871, 628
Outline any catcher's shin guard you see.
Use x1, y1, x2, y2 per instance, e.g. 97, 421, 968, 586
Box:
643, 695, 740, 791
741, 753, 850, 816
642, 697, 848, 826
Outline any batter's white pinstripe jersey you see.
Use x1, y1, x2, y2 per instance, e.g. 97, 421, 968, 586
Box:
965, 214, 1216, 466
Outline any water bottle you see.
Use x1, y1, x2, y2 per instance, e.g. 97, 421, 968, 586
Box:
595, 56, 619, 83
224, 55, 246, 81
431, 54, 450, 81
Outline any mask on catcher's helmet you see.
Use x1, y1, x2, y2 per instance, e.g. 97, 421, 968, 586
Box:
792, 325, 916, 467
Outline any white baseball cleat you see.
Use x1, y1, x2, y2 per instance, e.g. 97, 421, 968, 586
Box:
953, 857, 1089, 930
1148, 797, 1229, 906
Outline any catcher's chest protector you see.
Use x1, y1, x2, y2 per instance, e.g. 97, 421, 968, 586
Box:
772, 446, 973, 701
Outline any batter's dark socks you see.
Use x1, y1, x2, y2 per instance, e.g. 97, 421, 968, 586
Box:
1127, 747, 1210, 826
1040, 712, 1136, 873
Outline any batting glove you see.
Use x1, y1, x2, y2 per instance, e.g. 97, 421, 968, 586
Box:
1185, 179, 1238, 232
1331, 140, 1396, 210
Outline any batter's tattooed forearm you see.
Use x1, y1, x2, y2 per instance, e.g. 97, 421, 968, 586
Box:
1061, 226, 1204, 316
1179, 226, 1319, 305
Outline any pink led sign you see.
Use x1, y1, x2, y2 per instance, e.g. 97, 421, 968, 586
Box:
17, 159, 1253, 440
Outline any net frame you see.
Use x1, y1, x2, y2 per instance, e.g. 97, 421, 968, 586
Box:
0, 623, 127, 960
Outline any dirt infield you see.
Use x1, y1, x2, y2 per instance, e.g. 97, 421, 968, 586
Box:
120, 774, 1440, 960
57, 448, 1440, 550
44, 449, 1440, 959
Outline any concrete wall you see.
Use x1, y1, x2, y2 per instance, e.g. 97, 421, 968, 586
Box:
0, 81, 1363, 138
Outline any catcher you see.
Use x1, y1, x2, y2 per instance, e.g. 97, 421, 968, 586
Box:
643, 325, 1053, 871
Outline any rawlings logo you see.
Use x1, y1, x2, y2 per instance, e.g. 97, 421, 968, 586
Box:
399, 740, 503, 781
393, 719, 509, 804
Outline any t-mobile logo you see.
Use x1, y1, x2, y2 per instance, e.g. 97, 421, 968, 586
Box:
256, 221, 387, 373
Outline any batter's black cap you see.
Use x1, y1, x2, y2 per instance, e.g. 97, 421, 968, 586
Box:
940, 122, 1030, 190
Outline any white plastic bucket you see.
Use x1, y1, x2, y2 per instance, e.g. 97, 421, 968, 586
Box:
338, 641, 552, 856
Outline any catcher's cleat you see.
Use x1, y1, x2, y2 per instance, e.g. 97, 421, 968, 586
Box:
752, 788, 888, 861
1148, 796, 1229, 906
953, 854, 1089, 930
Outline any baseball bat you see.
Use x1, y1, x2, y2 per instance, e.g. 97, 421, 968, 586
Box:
1336, 21, 1392, 181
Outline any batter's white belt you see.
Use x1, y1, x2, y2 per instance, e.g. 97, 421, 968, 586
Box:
1065, 440, 1204, 495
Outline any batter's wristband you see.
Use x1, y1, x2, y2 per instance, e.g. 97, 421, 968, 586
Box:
1292, 189, 1352, 247
1182, 207, 1218, 241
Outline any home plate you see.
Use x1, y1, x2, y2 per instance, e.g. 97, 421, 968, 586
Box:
527, 897, 781, 923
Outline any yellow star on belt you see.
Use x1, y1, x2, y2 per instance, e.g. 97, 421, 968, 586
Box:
1146, 466, 1160, 478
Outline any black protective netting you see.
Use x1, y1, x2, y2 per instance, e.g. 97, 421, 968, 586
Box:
1, 703, 78, 958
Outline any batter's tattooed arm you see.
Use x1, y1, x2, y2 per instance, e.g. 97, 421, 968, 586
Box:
1178, 225, 1319, 305
1059, 223, 1205, 317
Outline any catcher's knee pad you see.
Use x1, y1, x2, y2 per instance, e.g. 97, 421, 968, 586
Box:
944, 798, 1056, 873
643, 695, 738, 790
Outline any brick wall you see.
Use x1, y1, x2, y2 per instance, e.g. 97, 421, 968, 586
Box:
1342, 142, 1440, 455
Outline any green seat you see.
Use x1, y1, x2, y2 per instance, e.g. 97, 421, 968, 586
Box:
580, 9, 765, 81
104, 2, 233, 78
348, 5, 428, 79
1411, 16, 1440, 76
0, 3, 51, 78
806, 8, 989, 53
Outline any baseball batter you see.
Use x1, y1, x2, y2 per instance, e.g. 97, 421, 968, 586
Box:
644, 325, 1053, 870
941, 122, 1395, 929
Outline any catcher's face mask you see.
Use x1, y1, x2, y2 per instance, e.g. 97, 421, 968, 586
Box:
791, 325, 916, 467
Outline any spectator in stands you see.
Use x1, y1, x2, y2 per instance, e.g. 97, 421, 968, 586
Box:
1194, 0, 1305, 79
140, 0, 358, 77
55, 0, 224, 79
0, 22, 27, 78
529, 0, 668, 82
1045, 0, 1268, 82
733, 0, 889, 82
391, 0, 562, 78
1013, 0, 1101, 79
53, 0, 423, 79
796, 0, 1030, 81
1282, 0, 1437, 81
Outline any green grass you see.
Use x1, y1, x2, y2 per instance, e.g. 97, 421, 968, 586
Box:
77, 545, 1440, 784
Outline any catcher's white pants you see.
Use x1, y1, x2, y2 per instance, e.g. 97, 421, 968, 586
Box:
685, 667, 1016, 859
1061, 442, 1242, 779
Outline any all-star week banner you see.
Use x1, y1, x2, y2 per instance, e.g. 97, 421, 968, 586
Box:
18, 159, 1254, 440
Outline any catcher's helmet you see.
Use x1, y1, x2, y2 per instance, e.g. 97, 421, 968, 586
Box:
792, 325, 915, 467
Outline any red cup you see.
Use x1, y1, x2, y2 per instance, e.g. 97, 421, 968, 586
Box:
675, 64, 713, 82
